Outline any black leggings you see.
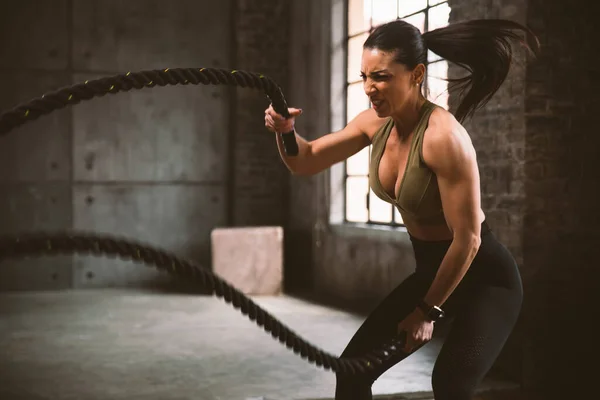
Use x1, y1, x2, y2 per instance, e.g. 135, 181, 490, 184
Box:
335, 221, 523, 400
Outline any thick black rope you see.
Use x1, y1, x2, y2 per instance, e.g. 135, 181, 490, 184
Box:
0, 67, 409, 375
0, 231, 408, 375
0, 68, 285, 134
0, 67, 299, 155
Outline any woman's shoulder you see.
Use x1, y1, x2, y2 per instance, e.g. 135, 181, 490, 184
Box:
425, 105, 468, 142
422, 105, 475, 166
352, 108, 392, 142
427, 104, 459, 130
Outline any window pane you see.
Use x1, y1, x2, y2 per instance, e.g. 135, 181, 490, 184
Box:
394, 207, 404, 224
428, 2, 450, 31
347, 82, 369, 122
428, 49, 442, 63
347, 146, 370, 176
349, 0, 371, 36
427, 60, 448, 109
426, 2, 450, 61
398, 0, 427, 18
402, 11, 425, 33
346, 176, 369, 222
372, 0, 398, 26
369, 189, 393, 223
428, 0, 447, 6
347, 32, 369, 83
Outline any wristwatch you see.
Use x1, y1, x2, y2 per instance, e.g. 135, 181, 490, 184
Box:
417, 300, 445, 322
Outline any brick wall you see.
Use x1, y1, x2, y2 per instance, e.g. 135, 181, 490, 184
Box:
447, 0, 529, 382
447, 0, 528, 267
449, 0, 600, 396
231, 0, 291, 227
522, 0, 600, 396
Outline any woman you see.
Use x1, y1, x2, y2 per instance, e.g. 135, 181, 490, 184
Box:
265, 18, 539, 400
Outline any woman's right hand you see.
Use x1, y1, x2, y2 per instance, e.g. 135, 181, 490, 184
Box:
264, 104, 303, 134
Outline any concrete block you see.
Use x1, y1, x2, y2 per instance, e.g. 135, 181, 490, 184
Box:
0, 1, 69, 70
72, 183, 226, 288
0, 184, 73, 291
211, 226, 283, 295
72, 0, 232, 72
71, 73, 229, 182
0, 71, 72, 182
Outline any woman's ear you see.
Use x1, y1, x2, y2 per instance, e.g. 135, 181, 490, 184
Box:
413, 63, 426, 85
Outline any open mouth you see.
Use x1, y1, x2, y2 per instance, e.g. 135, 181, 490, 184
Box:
370, 99, 384, 109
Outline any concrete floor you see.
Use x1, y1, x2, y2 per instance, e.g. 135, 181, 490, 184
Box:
0, 290, 513, 400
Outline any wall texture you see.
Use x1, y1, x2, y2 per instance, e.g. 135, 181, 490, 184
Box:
0, 0, 233, 291
451, 0, 600, 395
231, 0, 291, 227
0, 0, 296, 292
522, 0, 599, 396
446, 0, 529, 385
0, 1, 75, 291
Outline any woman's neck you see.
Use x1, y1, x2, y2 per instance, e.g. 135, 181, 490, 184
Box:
390, 95, 427, 140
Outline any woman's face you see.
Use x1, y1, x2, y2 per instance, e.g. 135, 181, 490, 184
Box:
361, 47, 424, 117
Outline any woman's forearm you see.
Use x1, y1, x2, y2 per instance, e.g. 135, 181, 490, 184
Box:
422, 235, 481, 308
275, 130, 313, 175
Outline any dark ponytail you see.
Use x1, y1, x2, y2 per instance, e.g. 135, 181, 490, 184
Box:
422, 19, 540, 122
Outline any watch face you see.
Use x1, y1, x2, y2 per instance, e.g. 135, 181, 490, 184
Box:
431, 306, 444, 320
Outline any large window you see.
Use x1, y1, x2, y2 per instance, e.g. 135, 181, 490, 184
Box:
344, 0, 450, 226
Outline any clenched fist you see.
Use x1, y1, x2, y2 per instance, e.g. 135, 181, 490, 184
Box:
264, 104, 303, 133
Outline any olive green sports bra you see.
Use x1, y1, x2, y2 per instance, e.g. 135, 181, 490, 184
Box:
368, 100, 445, 225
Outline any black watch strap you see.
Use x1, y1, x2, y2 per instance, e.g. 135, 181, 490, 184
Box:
417, 300, 445, 321
417, 299, 431, 314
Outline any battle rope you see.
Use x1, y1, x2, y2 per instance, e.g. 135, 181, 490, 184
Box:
0, 231, 411, 374
0, 67, 410, 375
0, 67, 299, 155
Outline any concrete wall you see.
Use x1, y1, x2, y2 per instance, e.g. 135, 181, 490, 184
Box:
0, 0, 233, 291
0, 1, 75, 291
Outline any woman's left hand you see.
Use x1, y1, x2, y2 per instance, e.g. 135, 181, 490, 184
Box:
397, 308, 434, 353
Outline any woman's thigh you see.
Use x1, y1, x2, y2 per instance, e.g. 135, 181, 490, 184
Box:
339, 273, 430, 379
431, 284, 523, 400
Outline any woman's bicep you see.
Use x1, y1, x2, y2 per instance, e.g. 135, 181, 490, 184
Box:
301, 109, 375, 175
423, 119, 482, 241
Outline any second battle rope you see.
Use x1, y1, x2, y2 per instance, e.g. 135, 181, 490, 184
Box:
0, 67, 411, 375
0, 231, 408, 375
